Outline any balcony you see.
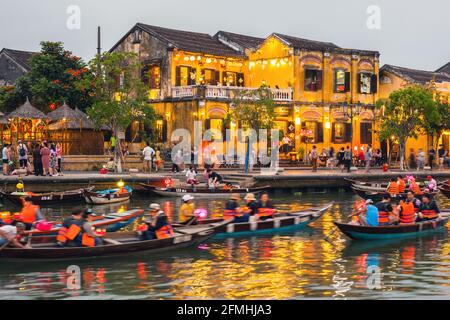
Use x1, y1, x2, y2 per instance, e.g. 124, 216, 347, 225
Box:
170, 85, 293, 102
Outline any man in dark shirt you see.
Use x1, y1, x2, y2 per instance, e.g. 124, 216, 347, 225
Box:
207, 169, 223, 189
418, 194, 440, 221
256, 193, 276, 220
375, 195, 395, 225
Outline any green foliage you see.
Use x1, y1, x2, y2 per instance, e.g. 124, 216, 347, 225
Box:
84, 51, 158, 136
421, 94, 450, 147
376, 85, 438, 169
230, 86, 276, 131
0, 42, 94, 112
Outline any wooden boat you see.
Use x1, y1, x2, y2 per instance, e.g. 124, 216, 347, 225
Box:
334, 211, 450, 241
351, 185, 439, 202
0, 187, 94, 205
83, 187, 132, 205
0, 220, 229, 260
345, 178, 389, 189
177, 203, 333, 237
25, 209, 144, 235
140, 183, 271, 198
439, 186, 450, 199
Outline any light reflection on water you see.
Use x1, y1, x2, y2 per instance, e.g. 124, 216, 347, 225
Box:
0, 189, 449, 300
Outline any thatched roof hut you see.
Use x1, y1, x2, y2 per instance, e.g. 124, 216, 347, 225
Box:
7, 97, 47, 119
46, 102, 79, 122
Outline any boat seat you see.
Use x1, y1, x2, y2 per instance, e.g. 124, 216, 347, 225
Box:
103, 238, 122, 245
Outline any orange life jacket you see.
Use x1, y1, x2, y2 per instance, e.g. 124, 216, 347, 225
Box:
378, 211, 390, 224
397, 179, 406, 193
387, 182, 399, 195
82, 233, 95, 247
399, 201, 415, 224
257, 207, 276, 218
65, 224, 82, 240
20, 204, 39, 224
223, 209, 238, 220
56, 227, 68, 244
421, 209, 438, 220
155, 225, 174, 239
411, 183, 423, 195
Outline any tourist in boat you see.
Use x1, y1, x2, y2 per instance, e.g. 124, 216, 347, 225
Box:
256, 193, 276, 220
207, 169, 223, 189
56, 208, 84, 247
358, 199, 379, 227
238, 193, 259, 222
0, 220, 27, 248
224, 194, 241, 220
375, 194, 395, 226
425, 175, 438, 192
397, 175, 406, 193
417, 194, 440, 221
179, 194, 195, 223
79, 209, 103, 247
397, 197, 417, 224
405, 191, 421, 213
386, 178, 399, 197
17, 199, 44, 230
409, 178, 423, 195
139, 204, 174, 240
186, 166, 199, 188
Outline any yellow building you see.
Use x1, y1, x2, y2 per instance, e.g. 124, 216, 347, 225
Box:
379, 64, 450, 159
111, 23, 380, 157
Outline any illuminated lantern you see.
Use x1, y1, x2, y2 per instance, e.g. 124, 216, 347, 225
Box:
49, 103, 56, 110
16, 182, 24, 190
117, 180, 125, 188
194, 208, 208, 219
164, 178, 174, 187
36, 220, 53, 231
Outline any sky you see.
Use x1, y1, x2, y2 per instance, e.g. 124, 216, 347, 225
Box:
1, 0, 449, 71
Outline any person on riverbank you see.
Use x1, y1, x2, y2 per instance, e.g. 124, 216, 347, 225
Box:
344, 146, 352, 172
40, 142, 50, 176
364, 145, 372, 173
17, 140, 28, 170
337, 147, 345, 172
179, 194, 195, 223
154, 148, 162, 172
49, 143, 57, 176
256, 193, 276, 220
438, 144, 447, 170
428, 147, 436, 170
207, 169, 223, 189
376, 195, 395, 226
2, 144, 11, 175
139, 204, 173, 240
142, 142, 155, 173
310, 145, 318, 172
56, 142, 63, 176
417, 194, 440, 221
0, 221, 27, 248
417, 148, 425, 170
32, 143, 43, 176
186, 166, 199, 188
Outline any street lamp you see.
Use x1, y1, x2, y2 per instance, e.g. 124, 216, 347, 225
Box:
339, 102, 365, 170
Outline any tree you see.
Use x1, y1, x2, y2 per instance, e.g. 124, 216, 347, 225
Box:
0, 42, 94, 112
421, 93, 450, 150
376, 85, 437, 170
83, 51, 158, 173
231, 86, 276, 171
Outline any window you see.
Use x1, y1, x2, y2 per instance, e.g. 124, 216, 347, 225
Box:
132, 29, 142, 44
360, 122, 373, 144
175, 66, 196, 86
223, 72, 244, 87
332, 122, 352, 143
358, 73, 377, 94
301, 121, 323, 143
148, 65, 160, 89
304, 69, 323, 91
202, 69, 220, 85
334, 70, 351, 93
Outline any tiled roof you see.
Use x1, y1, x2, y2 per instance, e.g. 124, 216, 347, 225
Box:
273, 33, 340, 52
214, 31, 265, 50
1, 48, 36, 71
136, 23, 245, 58
381, 64, 450, 84
436, 62, 450, 75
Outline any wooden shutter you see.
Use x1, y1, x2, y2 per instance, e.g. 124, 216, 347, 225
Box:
317, 70, 323, 90
360, 122, 373, 144
331, 123, 336, 143
188, 67, 196, 85
316, 122, 323, 143
356, 73, 362, 93
371, 74, 378, 93
344, 72, 351, 92
214, 70, 221, 85
175, 66, 181, 86
344, 122, 352, 143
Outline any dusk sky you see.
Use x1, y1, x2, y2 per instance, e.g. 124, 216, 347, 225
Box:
1, 0, 449, 71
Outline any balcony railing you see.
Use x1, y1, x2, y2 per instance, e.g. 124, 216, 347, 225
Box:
170, 85, 293, 102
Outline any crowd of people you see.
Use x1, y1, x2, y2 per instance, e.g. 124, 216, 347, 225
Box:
2, 140, 63, 176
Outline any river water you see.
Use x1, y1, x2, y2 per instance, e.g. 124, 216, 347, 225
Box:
0, 188, 449, 300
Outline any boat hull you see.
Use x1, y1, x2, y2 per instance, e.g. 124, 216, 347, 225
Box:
83, 190, 131, 205
0, 187, 94, 205
140, 183, 271, 198
334, 216, 450, 241
194, 203, 332, 237
439, 186, 450, 199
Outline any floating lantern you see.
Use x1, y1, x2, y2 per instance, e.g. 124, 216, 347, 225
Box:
16, 182, 24, 190
194, 208, 208, 219
117, 180, 125, 188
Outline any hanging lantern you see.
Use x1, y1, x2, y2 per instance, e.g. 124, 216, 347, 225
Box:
49, 103, 56, 110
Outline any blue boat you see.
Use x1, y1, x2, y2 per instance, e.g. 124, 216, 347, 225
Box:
334, 212, 450, 241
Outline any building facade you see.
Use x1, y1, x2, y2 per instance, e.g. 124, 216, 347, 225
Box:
379, 64, 450, 157
111, 23, 380, 156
